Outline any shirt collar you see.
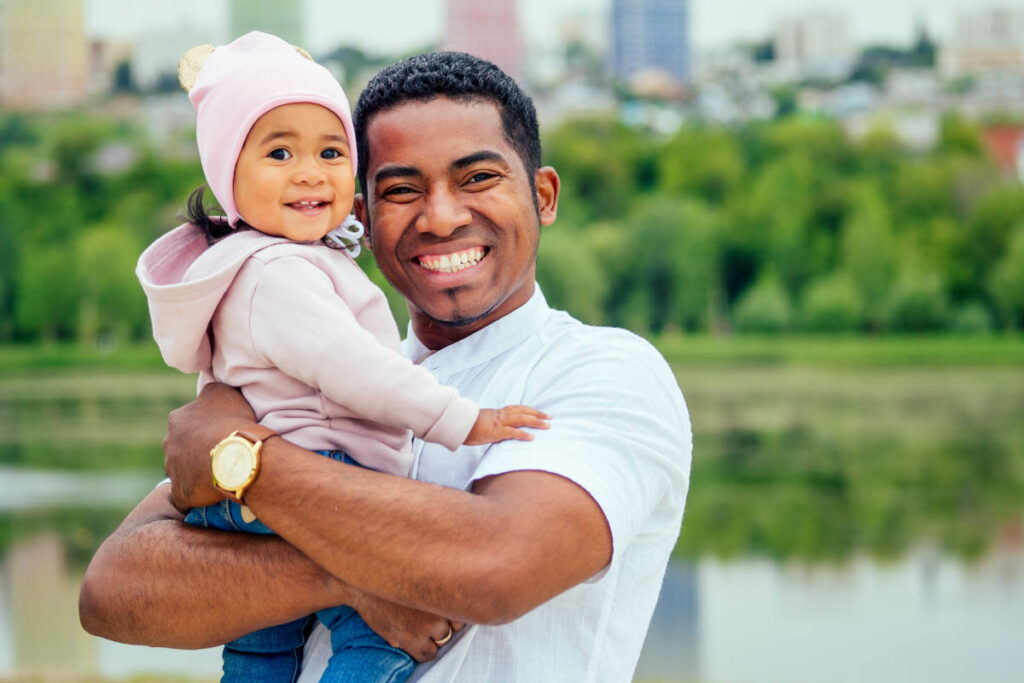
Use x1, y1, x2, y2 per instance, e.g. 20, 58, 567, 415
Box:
403, 285, 551, 375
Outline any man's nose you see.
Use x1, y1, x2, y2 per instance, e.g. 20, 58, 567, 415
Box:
416, 184, 471, 236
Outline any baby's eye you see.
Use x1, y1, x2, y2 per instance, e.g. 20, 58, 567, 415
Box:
268, 148, 291, 161
321, 148, 345, 160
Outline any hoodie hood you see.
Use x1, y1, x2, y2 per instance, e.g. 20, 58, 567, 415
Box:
137, 224, 288, 373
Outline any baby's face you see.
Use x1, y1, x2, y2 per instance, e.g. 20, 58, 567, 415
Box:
233, 103, 355, 242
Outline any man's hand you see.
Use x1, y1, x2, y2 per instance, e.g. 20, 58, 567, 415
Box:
164, 382, 257, 512
351, 591, 466, 662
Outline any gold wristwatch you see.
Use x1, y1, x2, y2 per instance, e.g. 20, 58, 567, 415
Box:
209, 425, 277, 502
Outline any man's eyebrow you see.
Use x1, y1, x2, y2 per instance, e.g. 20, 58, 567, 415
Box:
452, 151, 508, 170
374, 165, 421, 184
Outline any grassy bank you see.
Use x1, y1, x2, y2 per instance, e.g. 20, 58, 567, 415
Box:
654, 333, 1024, 367
4, 335, 1024, 376
0, 343, 168, 374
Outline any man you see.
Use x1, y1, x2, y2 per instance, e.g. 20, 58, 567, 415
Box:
80, 52, 691, 682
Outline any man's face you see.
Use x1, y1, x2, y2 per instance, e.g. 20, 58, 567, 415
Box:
358, 97, 558, 348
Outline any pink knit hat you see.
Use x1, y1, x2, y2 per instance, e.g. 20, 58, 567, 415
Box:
183, 31, 357, 227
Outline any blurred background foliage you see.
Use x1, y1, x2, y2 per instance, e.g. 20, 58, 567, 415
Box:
1, 108, 1022, 346
539, 111, 1024, 336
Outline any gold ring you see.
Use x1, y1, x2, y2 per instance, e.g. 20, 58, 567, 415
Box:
432, 625, 453, 646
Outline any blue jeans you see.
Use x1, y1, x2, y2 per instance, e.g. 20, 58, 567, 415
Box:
185, 451, 415, 683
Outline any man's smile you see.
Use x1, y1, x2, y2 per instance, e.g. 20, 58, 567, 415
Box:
415, 246, 488, 274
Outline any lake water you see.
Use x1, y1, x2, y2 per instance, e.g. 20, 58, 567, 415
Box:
1, 365, 1023, 682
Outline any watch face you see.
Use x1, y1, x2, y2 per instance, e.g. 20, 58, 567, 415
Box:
212, 438, 256, 489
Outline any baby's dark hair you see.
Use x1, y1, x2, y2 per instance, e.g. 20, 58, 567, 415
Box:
353, 51, 541, 195
186, 185, 247, 244
184, 186, 359, 253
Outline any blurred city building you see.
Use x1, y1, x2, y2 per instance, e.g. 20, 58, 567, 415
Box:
132, 23, 225, 92
0, 0, 89, 109
773, 10, 855, 82
229, 0, 304, 46
940, 6, 1024, 76
610, 0, 691, 93
88, 38, 135, 96
691, 47, 777, 124
442, 0, 525, 82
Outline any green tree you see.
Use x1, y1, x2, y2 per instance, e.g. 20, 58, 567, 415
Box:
659, 127, 744, 204
75, 225, 149, 344
15, 245, 79, 341
611, 198, 720, 333
536, 224, 610, 325
953, 187, 1024, 304
839, 184, 898, 329
543, 117, 655, 223
732, 270, 793, 333
938, 114, 984, 156
800, 273, 865, 332
988, 225, 1024, 329
884, 268, 949, 332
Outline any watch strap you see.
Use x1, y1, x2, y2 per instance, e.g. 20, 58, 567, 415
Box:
235, 424, 278, 446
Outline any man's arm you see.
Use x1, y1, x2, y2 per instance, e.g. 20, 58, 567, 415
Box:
80, 383, 611, 644
79, 483, 459, 660
247, 447, 610, 624
78, 484, 343, 648
164, 383, 610, 625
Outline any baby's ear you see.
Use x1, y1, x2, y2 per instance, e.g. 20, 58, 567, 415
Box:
178, 44, 216, 93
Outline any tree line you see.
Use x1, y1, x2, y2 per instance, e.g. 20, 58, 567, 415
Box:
1, 108, 1023, 346
538, 113, 1024, 334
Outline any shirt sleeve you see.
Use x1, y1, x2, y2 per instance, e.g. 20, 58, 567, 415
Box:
469, 330, 692, 574
246, 255, 478, 450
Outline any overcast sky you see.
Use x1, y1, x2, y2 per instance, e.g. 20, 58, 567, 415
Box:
86, 0, 1024, 54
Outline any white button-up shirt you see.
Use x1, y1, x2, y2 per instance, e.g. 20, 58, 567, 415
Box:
299, 286, 692, 682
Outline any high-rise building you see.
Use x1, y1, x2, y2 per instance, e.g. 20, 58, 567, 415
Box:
610, 0, 690, 87
229, 0, 304, 47
941, 7, 1024, 76
0, 0, 89, 109
443, 0, 525, 82
774, 11, 854, 81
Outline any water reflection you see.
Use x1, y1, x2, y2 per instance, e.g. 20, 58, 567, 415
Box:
689, 531, 1024, 683
0, 530, 221, 679
3, 527, 1022, 682
1, 366, 1022, 681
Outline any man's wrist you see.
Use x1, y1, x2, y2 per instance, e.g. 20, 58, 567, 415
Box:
210, 424, 278, 502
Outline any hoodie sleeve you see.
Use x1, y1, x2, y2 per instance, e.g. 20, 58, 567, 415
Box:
246, 255, 479, 450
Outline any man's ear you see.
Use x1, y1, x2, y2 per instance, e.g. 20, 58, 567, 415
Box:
535, 167, 560, 227
354, 193, 371, 249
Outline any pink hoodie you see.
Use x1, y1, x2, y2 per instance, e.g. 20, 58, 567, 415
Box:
136, 224, 479, 476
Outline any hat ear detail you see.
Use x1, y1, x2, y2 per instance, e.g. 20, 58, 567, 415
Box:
293, 45, 313, 61
178, 44, 216, 93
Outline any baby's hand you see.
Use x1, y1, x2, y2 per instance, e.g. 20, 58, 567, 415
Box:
464, 405, 551, 445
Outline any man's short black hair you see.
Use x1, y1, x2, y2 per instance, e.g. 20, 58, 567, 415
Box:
353, 51, 541, 195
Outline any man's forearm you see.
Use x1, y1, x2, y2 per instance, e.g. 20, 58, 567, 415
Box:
79, 485, 347, 648
243, 440, 610, 625
158, 382, 611, 626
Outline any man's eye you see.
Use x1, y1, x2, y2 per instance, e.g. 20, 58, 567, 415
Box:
381, 185, 418, 202
322, 148, 344, 160
268, 148, 291, 161
467, 171, 497, 184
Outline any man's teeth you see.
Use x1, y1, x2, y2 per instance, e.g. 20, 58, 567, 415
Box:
419, 247, 485, 273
